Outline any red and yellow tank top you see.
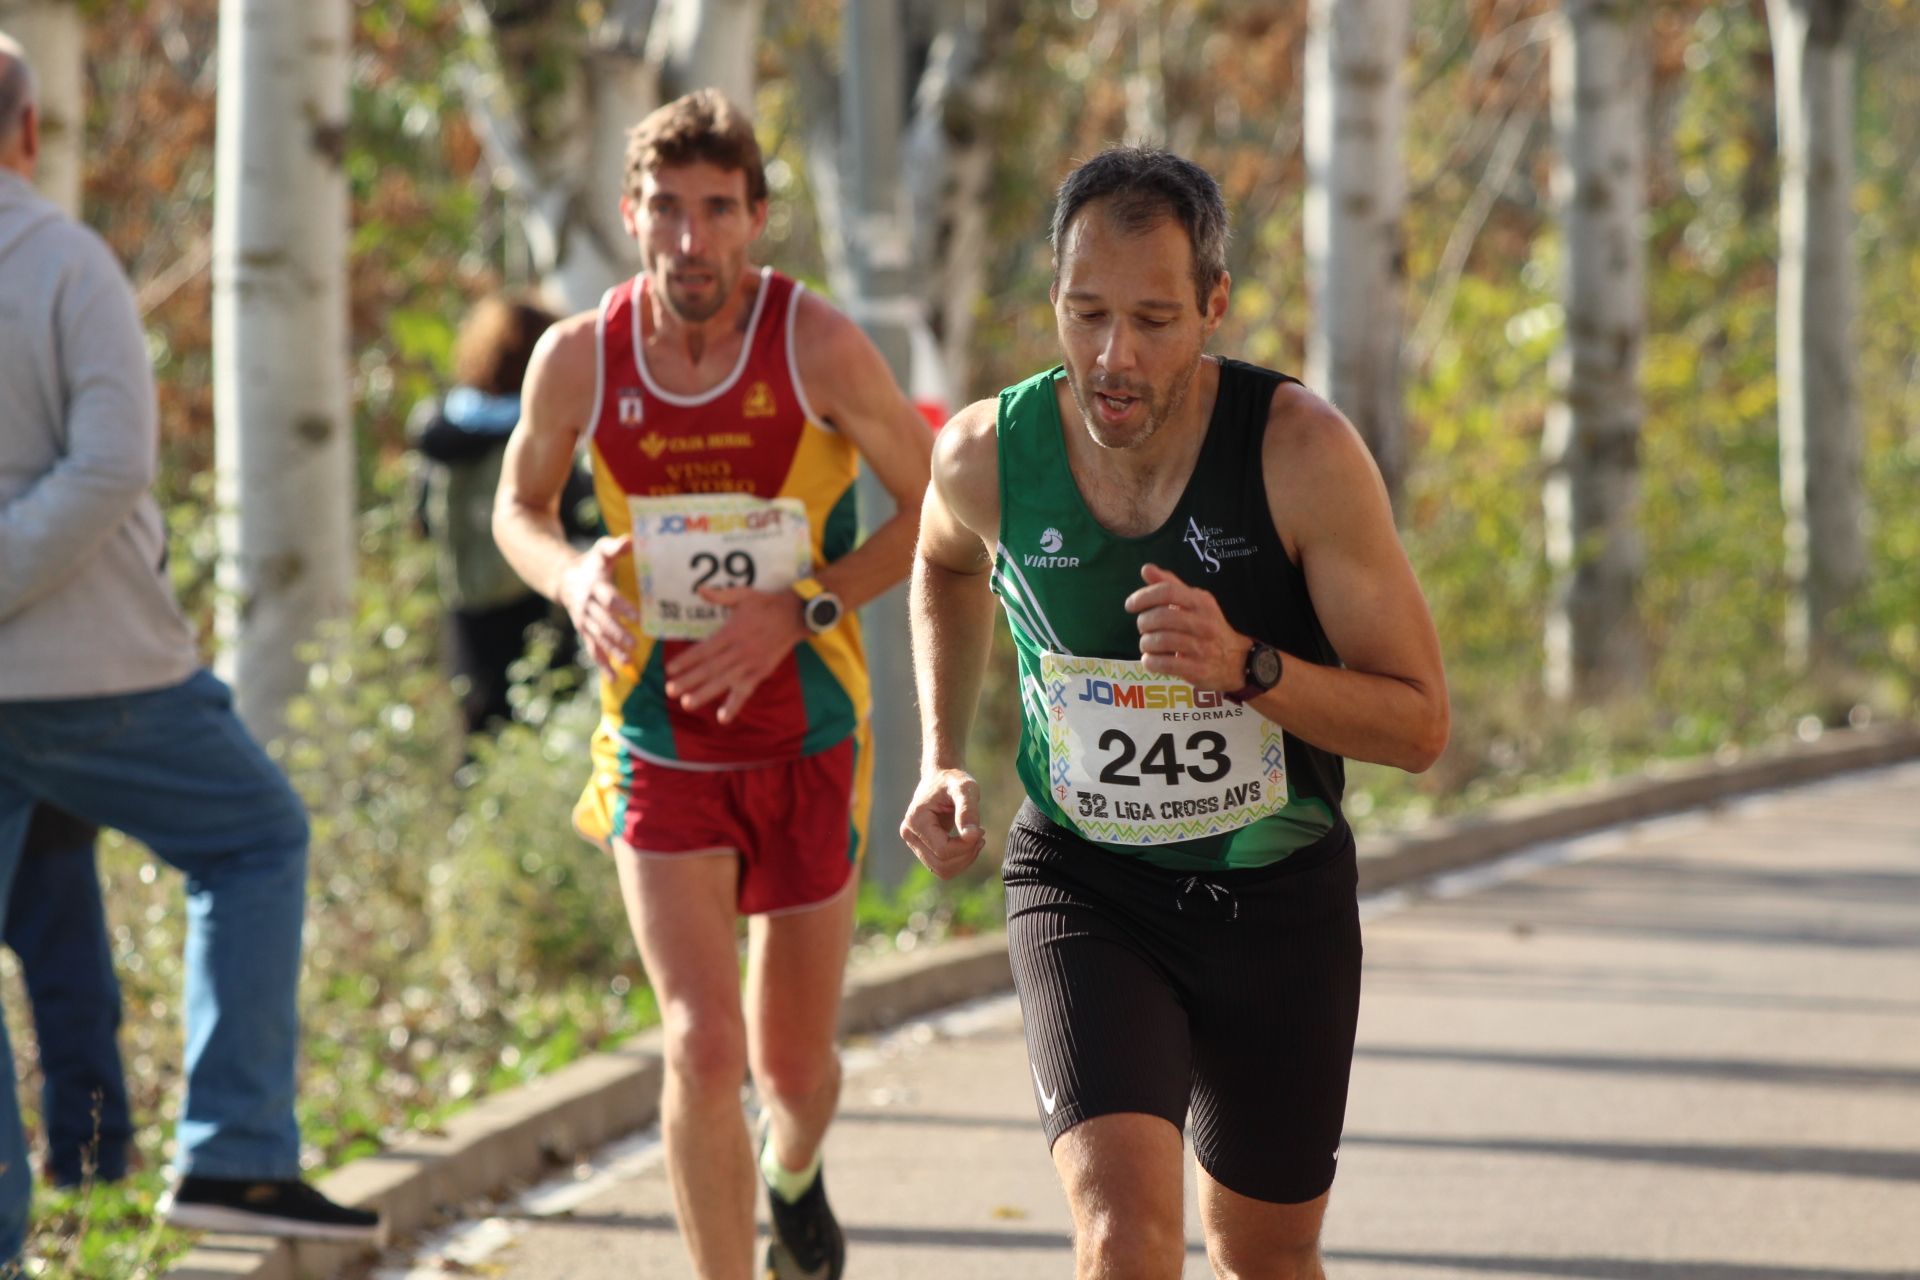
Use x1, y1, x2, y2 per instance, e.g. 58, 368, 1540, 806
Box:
584, 267, 867, 767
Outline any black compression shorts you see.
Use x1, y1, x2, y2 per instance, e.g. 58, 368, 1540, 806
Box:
1004, 801, 1362, 1205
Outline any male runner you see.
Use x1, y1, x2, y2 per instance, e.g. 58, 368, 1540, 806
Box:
494, 90, 932, 1280
901, 147, 1448, 1278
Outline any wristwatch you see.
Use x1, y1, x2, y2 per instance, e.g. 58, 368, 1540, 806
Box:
1224, 641, 1283, 704
792, 577, 844, 635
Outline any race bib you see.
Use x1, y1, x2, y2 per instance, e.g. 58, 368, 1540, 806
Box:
1041, 652, 1288, 846
629, 494, 813, 639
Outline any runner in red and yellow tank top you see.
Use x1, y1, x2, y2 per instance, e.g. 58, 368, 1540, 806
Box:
580, 265, 869, 771
492, 91, 933, 1279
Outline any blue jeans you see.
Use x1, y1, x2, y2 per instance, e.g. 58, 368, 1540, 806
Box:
2, 805, 131, 1187
0, 669, 309, 1263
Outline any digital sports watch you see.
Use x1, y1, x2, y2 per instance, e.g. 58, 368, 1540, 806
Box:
791, 576, 844, 635
1224, 640, 1283, 704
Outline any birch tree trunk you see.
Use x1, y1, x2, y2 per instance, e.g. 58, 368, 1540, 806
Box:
213, 0, 353, 742
649, 0, 764, 109
0, 0, 80, 214
902, 0, 1011, 401
1766, 0, 1862, 671
798, 0, 1012, 404
1543, 0, 1646, 702
1304, 0, 1409, 512
463, 0, 761, 313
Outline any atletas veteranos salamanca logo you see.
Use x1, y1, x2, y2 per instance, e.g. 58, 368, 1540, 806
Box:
1184, 516, 1256, 573
1023, 526, 1079, 569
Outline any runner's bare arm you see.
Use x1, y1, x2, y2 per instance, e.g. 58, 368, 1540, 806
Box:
900, 399, 1001, 877
1127, 385, 1448, 773
493, 314, 641, 674
790, 292, 936, 609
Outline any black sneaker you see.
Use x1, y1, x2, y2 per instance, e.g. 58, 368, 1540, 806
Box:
158, 1175, 381, 1241
762, 1161, 846, 1280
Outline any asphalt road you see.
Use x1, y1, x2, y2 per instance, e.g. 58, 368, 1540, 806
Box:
372, 761, 1920, 1280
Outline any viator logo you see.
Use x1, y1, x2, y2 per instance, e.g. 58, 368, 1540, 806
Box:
1023, 526, 1079, 568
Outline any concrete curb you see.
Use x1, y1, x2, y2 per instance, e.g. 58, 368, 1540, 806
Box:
1354, 720, 1920, 895
160, 723, 1918, 1279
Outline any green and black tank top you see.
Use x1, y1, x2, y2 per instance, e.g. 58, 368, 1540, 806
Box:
990, 360, 1348, 871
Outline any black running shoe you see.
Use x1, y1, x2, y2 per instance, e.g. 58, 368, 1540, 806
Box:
158, 1175, 381, 1241
762, 1162, 846, 1280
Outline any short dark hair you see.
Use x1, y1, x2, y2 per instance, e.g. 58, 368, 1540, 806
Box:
0, 36, 37, 150
453, 294, 557, 396
624, 88, 768, 206
1050, 147, 1230, 310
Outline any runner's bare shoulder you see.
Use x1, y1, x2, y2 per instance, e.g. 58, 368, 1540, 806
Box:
931, 398, 1001, 547
1261, 381, 1389, 561
522, 311, 602, 439
786, 288, 871, 419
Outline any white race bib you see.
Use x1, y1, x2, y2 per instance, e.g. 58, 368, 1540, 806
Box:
629, 494, 813, 639
1041, 652, 1288, 846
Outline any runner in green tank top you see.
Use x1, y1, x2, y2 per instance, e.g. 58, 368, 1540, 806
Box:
992, 361, 1347, 870
902, 148, 1449, 1277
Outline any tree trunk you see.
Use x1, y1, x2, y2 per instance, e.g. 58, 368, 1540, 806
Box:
0, 0, 81, 215
797, 0, 1011, 406
460, 0, 659, 313
1543, 0, 1646, 702
902, 0, 1013, 402
212, 0, 353, 742
1766, 0, 1861, 671
649, 0, 764, 109
1304, 0, 1409, 512
464, 0, 759, 314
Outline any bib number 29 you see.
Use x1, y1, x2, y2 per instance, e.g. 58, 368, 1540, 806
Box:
690, 550, 756, 591
1096, 730, 1231, 786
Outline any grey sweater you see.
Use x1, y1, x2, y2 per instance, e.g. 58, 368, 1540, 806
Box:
0, 168, 198, 699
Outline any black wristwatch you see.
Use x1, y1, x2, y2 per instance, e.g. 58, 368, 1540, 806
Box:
793, 577, 844, 635
1224, 641, 1283, 704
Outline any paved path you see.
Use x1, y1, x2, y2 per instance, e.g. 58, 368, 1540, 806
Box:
374, 762, 1920, 1279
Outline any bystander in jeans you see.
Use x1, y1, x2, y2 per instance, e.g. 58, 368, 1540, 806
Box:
1, 803, 131, 1188
0, 32, 378, 1265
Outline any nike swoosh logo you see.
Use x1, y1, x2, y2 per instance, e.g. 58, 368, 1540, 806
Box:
1031, 1063, 1058, 1115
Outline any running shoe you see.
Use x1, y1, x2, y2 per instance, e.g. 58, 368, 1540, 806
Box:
762, 1158, 846, 1280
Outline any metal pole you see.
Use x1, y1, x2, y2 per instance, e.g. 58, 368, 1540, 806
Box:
842, 0, 919, 888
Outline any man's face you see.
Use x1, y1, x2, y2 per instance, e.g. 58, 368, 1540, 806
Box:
1051, 205, 1227, 451
622, 161, 767, 323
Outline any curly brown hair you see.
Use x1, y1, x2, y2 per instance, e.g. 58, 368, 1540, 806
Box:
623, 88, 768, 206
452, 295, 557, 396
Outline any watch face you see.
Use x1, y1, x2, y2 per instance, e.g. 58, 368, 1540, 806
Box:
805, 594, 842, 633
1250, 645, 1282, 688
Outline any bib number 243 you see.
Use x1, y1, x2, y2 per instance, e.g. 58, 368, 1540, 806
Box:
1095, 729, 1231, 786
1041, 651, 1287, 846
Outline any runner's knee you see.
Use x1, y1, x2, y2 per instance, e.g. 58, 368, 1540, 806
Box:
662, 1014, 747, 1098
1207, 1238, 1323, 1280
752, 1043, 839, 1111
1076, 1201, 1184, 1277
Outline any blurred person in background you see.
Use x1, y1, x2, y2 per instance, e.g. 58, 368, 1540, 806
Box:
409, 294, 594, 739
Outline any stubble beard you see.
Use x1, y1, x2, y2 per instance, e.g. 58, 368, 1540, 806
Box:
652, 255, 736, 324
1067, 347, 1204, 452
